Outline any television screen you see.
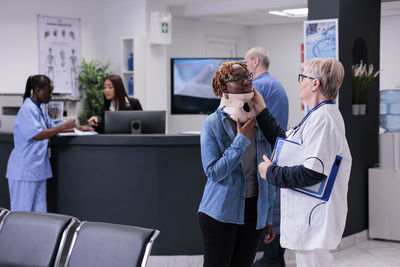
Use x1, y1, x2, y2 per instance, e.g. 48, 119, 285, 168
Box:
171, 58, 242, 114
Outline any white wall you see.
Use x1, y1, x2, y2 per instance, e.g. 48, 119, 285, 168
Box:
247, 23, 304, 128
1, 0, 398, 132
145, 0, 169, 127
166, 17, 250, 134
380, 15, 400, 90
103, 0, 146, 74
102, 0, 147, 115
0, 0, 105, 94
163, 15, 400, 132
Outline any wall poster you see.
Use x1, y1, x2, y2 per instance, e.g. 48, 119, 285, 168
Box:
304, 18, 338, 61
38, 15, 81, 97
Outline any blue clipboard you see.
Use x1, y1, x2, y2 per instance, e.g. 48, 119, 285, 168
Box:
271, 137, 342, 201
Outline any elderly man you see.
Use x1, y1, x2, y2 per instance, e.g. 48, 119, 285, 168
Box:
244, 47, 288, 267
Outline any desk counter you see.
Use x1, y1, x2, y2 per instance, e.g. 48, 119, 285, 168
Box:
0, 133, 205, 255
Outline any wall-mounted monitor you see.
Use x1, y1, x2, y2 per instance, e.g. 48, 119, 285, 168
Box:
171, 58, 242, 114
104, 110, 166, 134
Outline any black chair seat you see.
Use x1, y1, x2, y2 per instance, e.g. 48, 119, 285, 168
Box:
65, 221, 159, 267
0, 211, 78, 267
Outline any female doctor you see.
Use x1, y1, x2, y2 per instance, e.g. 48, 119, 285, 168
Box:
6, 75, 93, 212
254, 58, 352, 267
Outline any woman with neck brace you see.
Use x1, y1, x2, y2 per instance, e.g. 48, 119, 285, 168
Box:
198, 61, 275, 267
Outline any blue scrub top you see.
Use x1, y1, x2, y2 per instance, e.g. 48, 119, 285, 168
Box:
252, 72, 289, 129
6, 98, 55, 181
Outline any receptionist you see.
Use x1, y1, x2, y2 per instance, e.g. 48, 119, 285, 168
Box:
88, 74, 142, 133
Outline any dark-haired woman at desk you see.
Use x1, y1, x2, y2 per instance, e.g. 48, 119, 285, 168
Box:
88, 74, 142, 133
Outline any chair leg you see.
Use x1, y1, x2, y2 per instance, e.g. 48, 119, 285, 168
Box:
141, 230, 160, 267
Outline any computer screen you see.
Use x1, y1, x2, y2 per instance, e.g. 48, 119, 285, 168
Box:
171, 57, 242, 114
104, 110, 166, 134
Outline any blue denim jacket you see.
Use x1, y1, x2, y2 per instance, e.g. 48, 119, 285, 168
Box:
198, 108, 275, 229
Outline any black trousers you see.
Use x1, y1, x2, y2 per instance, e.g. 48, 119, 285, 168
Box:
198, 197, 264, 267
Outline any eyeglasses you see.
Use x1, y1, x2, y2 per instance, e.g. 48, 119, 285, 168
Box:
226, 72, 253, 83
298, 74, 316, 82
243, 57, 254, 64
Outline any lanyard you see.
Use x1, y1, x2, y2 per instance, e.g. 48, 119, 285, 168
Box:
31, 98, 50, 129
289, 100, 335, 137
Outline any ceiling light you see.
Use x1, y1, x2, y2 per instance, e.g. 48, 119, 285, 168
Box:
269, 8, 308, 18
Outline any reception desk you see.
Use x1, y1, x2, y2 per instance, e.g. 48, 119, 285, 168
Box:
0, 133, 206, 255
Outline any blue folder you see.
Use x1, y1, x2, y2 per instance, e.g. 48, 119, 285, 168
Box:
271, 137, 342, 201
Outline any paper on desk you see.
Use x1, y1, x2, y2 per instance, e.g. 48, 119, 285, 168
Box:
57, 128, 98, 136
179, 131, 201, 135
73, 128, 97, 135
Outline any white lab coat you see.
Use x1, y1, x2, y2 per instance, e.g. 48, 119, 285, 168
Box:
280, 104, 352, 250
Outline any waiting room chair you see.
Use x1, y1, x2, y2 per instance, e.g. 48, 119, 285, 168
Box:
63, 221, 160, 267
0, 208, 8, 222
0, 211, 80, 267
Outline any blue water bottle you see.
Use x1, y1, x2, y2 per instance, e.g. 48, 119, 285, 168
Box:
380, 90, 400, 132
128, 76, 134, 95
128, 53, 133, 71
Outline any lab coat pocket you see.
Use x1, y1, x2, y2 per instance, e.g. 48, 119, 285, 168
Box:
308, 201, 326, 227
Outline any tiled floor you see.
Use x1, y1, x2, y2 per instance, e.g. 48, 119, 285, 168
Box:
330, 239, 400, 267
147, 239, 400, 267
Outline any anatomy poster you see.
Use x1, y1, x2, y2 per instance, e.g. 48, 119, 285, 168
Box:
304, 19, 338, 61
38, 15, 81, 96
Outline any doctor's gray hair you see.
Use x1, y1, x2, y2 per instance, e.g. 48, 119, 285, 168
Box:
302, 58, 344, 100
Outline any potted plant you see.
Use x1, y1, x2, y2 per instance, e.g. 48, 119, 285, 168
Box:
352, 61, 380, 115
77, 58, 112, 125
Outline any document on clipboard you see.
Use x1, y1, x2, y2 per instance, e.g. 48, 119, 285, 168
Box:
271, 137, 341, 201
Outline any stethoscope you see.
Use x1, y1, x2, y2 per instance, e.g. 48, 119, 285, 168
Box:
286, 100, 336, 138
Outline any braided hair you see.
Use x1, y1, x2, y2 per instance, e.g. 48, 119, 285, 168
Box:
23, 75, 52, 101
212, 61, 249, 97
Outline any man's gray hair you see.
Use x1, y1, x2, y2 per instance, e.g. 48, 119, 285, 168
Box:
248, 47, 270, 69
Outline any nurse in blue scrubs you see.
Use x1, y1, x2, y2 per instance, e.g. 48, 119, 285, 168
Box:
6, 75, 93, 212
